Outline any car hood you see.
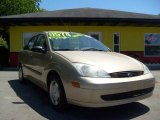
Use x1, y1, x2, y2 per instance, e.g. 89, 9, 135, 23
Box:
55, 51, 144, 73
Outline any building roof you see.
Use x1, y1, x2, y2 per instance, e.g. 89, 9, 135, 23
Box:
1, 8, 160, 19
0, 8, 160, 26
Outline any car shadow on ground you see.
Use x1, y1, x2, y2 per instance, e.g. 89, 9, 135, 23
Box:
0, 67, 18, 71
8, 79, 150, 120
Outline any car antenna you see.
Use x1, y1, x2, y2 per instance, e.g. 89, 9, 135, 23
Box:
59, 18, 71, 34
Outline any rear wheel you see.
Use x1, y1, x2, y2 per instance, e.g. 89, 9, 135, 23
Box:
49, 75, 68, 110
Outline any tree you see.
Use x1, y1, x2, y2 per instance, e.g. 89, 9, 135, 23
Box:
0, 0, 44, 16
0, 0, 45, 67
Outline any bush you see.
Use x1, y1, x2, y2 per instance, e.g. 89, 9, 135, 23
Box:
0, 36, 8, 49
0, 36, 8, 69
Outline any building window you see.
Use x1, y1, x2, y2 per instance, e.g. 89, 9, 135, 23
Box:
88, 32, 102, 41
113, 33, 120, 52
144, 33, 160, 56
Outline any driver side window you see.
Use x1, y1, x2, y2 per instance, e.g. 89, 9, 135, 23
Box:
24, 36, 38, 50
35, 35, 47, 50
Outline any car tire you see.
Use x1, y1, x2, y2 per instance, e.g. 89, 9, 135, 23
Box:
49, 75, 68, 110
18, 65, 26, 83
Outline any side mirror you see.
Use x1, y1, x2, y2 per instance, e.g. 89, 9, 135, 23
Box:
31, 46, 46, 53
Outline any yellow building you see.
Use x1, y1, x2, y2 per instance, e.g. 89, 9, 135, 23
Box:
0, 8, 160, 66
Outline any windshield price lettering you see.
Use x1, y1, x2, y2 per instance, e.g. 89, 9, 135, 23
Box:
48, 32, 71, 39
48, 32, 83, 39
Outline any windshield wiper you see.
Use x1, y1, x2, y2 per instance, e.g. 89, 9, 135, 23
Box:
81, 47, 105, 51
54, 49, 77, 51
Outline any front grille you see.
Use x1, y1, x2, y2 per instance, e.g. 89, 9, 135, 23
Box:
101, 87, 154, 101
110, 71, 143, 78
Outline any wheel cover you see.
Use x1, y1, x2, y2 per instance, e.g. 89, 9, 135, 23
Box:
50, 80, 60, 105
19, 68, 23, 81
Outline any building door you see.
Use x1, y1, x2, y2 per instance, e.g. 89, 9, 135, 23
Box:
113, 33, 120, 52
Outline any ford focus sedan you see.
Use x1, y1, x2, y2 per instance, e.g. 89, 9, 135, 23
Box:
18, 31, 155, 110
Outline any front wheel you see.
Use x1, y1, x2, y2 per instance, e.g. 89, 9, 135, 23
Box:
49, 75, 68, 110
18, 66, 26, 83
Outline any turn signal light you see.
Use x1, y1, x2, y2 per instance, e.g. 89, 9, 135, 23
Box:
72, 81, 80, 88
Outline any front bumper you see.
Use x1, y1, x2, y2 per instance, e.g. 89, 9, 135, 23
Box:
66, 73, 155, 107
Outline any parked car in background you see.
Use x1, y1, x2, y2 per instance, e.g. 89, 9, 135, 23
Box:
18, 31, 155, 110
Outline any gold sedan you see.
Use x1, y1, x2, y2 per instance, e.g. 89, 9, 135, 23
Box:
18, 31, 155, 110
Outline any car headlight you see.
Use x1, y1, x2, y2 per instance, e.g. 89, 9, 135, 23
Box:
143, 64, 150, 74
73, 63, 110, 78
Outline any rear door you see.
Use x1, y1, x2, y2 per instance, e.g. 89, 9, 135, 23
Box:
21, 35, 38, 77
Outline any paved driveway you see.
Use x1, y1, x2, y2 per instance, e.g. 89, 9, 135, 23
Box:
0, 70, 160, 120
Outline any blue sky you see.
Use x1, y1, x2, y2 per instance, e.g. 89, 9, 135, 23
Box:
40, 0, 160, 15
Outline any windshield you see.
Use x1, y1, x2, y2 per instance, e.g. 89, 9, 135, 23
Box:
48, 32, 110, 51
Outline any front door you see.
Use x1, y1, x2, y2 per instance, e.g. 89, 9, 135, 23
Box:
31, 34, 50, 84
